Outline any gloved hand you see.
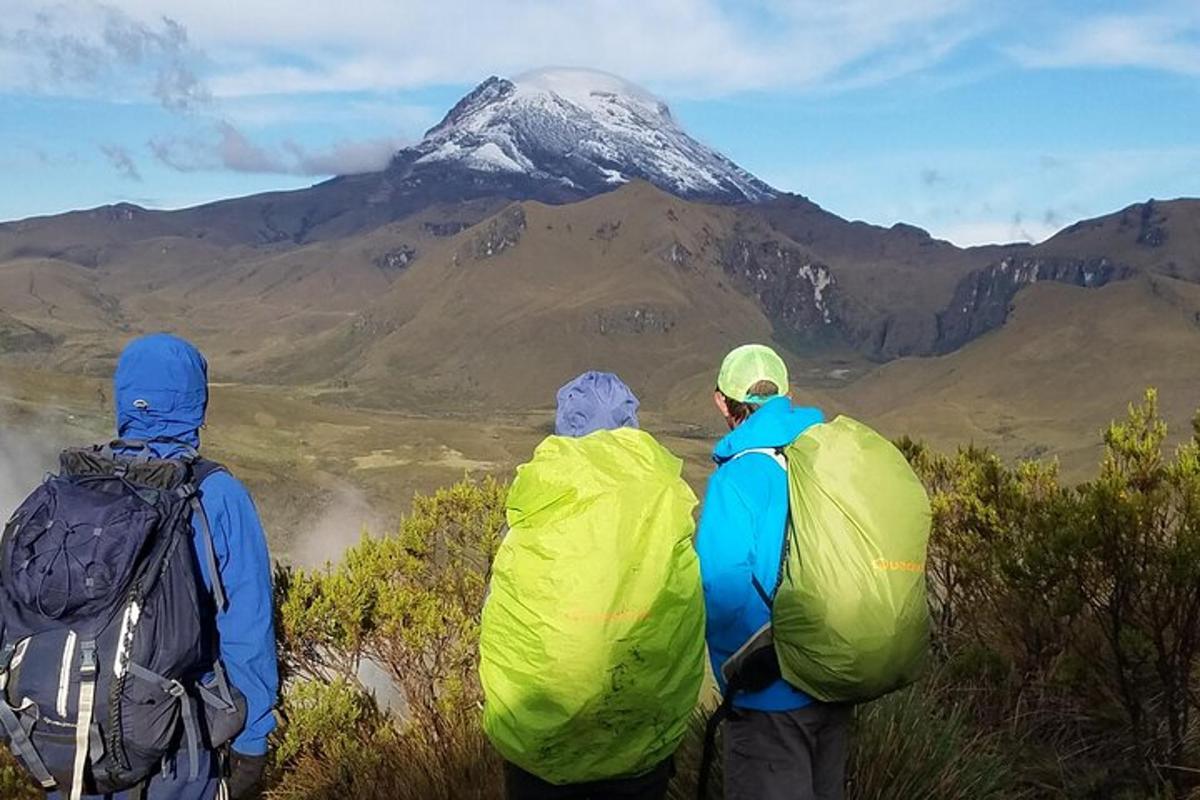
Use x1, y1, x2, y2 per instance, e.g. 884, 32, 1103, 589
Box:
226, 750, 267, 799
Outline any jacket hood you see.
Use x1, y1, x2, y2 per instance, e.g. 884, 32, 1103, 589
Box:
713, 397, 824, 462
114, 333, 208, 456
555, 371, 640, 438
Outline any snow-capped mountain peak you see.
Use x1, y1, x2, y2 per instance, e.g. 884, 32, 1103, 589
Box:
396, 68, 777, 204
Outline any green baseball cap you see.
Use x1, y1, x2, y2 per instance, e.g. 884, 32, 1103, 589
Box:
717, 344, 789, 403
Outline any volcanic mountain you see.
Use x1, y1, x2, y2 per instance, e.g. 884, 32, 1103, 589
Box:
0, 69, 774, 250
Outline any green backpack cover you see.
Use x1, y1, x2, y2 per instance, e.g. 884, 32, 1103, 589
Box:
772, 416, 932, 703
480, 428, 705, 784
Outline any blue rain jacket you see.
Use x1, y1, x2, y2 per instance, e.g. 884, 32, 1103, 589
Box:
113, 334, 278, 757
695, 397, 823, 711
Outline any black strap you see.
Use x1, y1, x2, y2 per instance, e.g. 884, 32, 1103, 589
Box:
751, 576, 773, 610
191, 459, 226, 486
697, 675, 743, 800
99, 439, 201, 463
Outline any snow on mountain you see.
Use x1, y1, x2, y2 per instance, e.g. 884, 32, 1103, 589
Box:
395, 68, 777, 204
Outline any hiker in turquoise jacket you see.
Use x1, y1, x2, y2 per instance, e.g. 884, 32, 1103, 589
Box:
695, 344, 850, 800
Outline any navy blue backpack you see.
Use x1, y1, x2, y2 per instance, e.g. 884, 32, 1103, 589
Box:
0, 440, 246, 799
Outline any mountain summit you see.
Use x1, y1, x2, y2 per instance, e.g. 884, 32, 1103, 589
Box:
389, 68, 777, 204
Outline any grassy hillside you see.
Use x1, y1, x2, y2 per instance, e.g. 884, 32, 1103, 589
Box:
841, 276, 1200, 477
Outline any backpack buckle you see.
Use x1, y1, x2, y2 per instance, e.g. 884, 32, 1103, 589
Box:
79, 641, 98, 678
165, 680, 186, 699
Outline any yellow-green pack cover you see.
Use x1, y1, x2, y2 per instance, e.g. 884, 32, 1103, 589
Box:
774, 416, 932, 703
480, 428, 705, 784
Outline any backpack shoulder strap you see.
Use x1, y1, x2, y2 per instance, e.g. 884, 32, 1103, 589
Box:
188, 459, 229, 613
191, 459, 227, 486
727, 446, 792, 609
729, 447, 787, 471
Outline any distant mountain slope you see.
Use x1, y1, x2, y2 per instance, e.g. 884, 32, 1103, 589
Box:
2, 180, 1198, 411
253, 182, 778, 409
842, 275, 1200, 477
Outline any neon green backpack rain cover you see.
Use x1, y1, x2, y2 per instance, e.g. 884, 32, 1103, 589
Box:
480, 428, 705, 784
773, 416, 932, 703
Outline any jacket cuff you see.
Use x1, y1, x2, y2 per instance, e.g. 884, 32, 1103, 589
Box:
232, 734, 269, 757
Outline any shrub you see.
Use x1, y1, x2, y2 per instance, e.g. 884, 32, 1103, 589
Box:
912, 389, 1200, 796
270, 477, 506, 798
0, 750, 38, 800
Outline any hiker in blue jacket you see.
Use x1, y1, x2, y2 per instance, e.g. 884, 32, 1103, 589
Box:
695, 344, 850, 800
55, 333, 278, 800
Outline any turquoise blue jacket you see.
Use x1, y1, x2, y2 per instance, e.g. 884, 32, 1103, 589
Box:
696, 397, 823, 711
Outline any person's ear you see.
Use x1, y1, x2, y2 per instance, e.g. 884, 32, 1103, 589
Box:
713, 391, 735, 428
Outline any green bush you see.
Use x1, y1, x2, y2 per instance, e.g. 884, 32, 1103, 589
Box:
0, 750, 38, 800
911, 389, 1200, 797
270, 477, 506, 798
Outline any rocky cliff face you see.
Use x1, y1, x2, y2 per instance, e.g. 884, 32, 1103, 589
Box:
714, 229, 1137, 359
715, 234, 843, 348
935, 256, 1135, 353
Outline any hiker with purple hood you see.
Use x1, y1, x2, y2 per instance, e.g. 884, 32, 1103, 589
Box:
480, 371, 706, 800
554, 370, 641, 437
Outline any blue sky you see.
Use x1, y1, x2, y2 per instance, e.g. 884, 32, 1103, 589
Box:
0, 0, 1197, 245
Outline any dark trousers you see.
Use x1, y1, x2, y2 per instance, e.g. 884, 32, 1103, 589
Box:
723, 704, 851, 800
505, 758, 674, 800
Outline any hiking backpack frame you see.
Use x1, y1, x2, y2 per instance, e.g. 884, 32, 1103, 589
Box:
0, 439, 246, 800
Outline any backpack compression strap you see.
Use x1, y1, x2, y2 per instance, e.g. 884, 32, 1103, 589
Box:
70, 641, 98, 800
0, 642, 56, 789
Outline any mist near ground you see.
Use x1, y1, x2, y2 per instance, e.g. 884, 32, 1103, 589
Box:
288, 484, 387, 569
0, 421, 60, 524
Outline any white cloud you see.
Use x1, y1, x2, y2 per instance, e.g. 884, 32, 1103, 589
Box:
283, 137, 405, 175
1007, 7, 1200, 75
0, 2, 210, 108
3, 1, 1195, 103
937, 218, 1058, 248
150, 121, 403, 175
1, 0, 986, 99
